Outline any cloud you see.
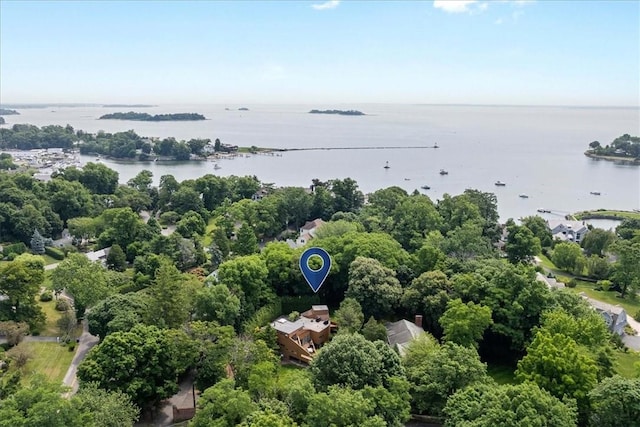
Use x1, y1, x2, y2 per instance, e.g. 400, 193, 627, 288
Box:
311, 0, 340, 10
433, 1, 484, 14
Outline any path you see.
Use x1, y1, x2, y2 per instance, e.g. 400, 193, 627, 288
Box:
62, 319, 100, 396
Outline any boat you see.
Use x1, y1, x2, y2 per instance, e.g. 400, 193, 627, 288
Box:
439, 169, 448, 175
404, 178, 411, 181
519, 194, 529, 198
421, 185, 431, 190
537, 208, 551, 213
494, 181, 506, 186
433, 143, 439, 149
590, 191, 601, 196
213, 164, 221, 170
383, 161, 390, 169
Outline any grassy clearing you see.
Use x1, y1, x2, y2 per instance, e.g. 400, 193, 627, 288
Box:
276, 363, 309, 388
38, 299, 65, 336
574, 210, 640, 221
614, 350, 640, 378
203, 217, 217, 247
487, 364, 517, 385
18, 342, 75, 385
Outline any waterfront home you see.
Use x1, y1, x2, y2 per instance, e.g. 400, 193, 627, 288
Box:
583, 296, 628, 336
547, 220, 589, 244
270, 305, 335, 363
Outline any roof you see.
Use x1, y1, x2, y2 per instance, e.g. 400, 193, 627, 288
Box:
301, 218, 325, 231
85, 247, 110, 262
386, 319, 424, 354
271, 315, 331, 335
547, 220, 588, 232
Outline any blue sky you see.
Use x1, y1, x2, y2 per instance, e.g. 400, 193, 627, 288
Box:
1, 0, 638, 106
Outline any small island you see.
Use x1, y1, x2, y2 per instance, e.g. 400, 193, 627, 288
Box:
0, 108, 20, 115
309, 109, 365, 116
585, 134, 640, 164
102, 104, 155, 108
99, 111, 206, 121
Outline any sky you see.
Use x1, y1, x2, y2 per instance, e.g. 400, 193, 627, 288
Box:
1, 0, 638, 106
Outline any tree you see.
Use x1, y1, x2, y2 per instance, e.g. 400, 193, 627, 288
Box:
521, 215, 553, 247
403, 341, 487, 415
175, 210, 206, 237
0, 254, 46, 328
310, 333, 403, 391
552, 242, 584, 273
87, 293, 149, 339
106, 244, 127, 271
57, 310, 77, 341
516, 331, 598, 417
77, 325, 179, 411
581, 228, 616, 256
333, 297, 365, 334
586, 254, 610, 279
401, 270, 452, 335
194, 284, 241, 326
0, 321, 29, 346
72, 382, 140, 427
234, 222, 259, 255
146, 258, 192, 329
346, 257, 403, 319
217, 255, 272, 318
439, 299, 492, 348
330, 178, 364, 213
589, 376, 640, 427
610, 240, 640, 297
505, 224, 541, 263
306, 386, 386, 427
79, 162, 119, 194
30, 229, 45, 254
361, 316, 388, 342
392, 195, 443, 250
444, 382, 578, 427
52, 253, 111, 318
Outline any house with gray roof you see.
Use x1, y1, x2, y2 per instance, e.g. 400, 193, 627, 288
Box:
386, 316, 425, 356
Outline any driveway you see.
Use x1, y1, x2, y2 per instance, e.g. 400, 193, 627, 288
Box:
62, 319, 100, 396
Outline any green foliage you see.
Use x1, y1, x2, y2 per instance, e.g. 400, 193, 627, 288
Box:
439, 298, 493, 348
44, 246, 65, 260
191, 379, 256, 427
403, 341, 488, 415
505, 223, 541, 264
333, 297, 365, 334
146, 258, 195, 328
306, 386, 386, 427
401, 270, 452, 335
0, 321, 29, 346
242, 301, 282, 334
30, 229, 45, 254
444, 382, 578, 427
0, 254, 46, 329
72, 382, 140, 427
2, 242, 27, 257
219, 255, 273, 319
195, 284, 241, 326
521, 215, 553, 247
77, 325, 180, 409
589, 375, 640, 427
105, 244, 126, 271
39, 290, 53, 302
346, 256, 403, 319
361, 316, 388, 342
552, 242, 585, 273
582, 228, 616, 256
87, 293, 149, 339
234, 222, 259, 255
310, 333, 404, 391
516, 331, 598, 416
610, 240, 640, 297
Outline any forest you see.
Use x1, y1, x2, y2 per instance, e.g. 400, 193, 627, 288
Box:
98, 112, 206, 121
0, 156, 639, 426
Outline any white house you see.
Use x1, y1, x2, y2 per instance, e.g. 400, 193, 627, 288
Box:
295, 218, 326, 247
547, 220, 589, 244
583, 296, 628, 336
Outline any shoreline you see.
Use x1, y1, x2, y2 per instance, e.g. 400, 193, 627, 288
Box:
584, 151, 640, 165
573, 209, 640, 221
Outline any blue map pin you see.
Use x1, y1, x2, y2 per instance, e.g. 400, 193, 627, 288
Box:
299, 247, 332, 293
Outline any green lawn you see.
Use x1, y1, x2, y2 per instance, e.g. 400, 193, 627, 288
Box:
19, 342, 76, 385
38, 299, 64, 336
574, 210, 640, 221
487, 364, 517, 385
614, 350, 640, 378
276, 363, 309, 388
202, 217, 217, 247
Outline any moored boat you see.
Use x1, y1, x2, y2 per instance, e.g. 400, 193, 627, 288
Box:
495, 181, 506, 186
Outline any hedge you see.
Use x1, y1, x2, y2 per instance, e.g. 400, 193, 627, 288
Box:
45, 246, 65, 260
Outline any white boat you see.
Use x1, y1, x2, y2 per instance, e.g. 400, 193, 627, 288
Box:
494, 181, 506, 186
213, 164, 221, 170
519, 194, 529, 198
590, 191, 601, 196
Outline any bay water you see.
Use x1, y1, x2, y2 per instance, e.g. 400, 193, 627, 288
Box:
2, 104, 639, 221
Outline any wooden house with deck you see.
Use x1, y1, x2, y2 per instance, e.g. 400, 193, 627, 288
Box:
270, 305, 336, 363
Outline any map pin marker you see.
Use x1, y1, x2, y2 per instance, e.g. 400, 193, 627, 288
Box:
299, 247, 332, 293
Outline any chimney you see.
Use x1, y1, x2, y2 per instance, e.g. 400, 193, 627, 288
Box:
414, 315, 423, 328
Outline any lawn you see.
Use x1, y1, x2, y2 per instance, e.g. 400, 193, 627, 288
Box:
18, 341, 76, 385
37, 299, 65, 337
574, 210, 640, 221
276, 363, 309, 388
614, 350, 640, 378
202, 217, 217, 247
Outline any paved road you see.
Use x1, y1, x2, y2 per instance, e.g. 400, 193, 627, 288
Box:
62, 319, 100, 396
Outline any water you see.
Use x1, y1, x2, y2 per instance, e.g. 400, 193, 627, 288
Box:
2, 104, 639, 220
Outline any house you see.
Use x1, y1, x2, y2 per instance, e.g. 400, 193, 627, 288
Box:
295, 218, 325, 247
270, 305, 335, 363
85, 247, 111, 265
547, 220, 589, 244
220, 143, 238, 153
584, 297, 628, 336
252, 187, 270, 201
536, 272, 565, 290
386, 315, 425, 356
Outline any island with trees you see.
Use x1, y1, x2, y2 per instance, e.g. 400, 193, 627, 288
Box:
99, 111, 206, 121
0, 108, 20, 115
309, 109, 365, 116
585, 134, 640, 164
1, 135, 639, 426
102, 104, 155, 108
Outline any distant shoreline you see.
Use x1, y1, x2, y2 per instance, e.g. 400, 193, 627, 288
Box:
584, 151, 640, 165
99, 111, 206, 121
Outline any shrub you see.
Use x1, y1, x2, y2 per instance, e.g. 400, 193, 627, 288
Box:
566, 279, 578, 288
39, 290, 53, 302
55, 299, 71, 312
3, 242, 27, 257
45, 246, 65, 260
634, 310, 640, 322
